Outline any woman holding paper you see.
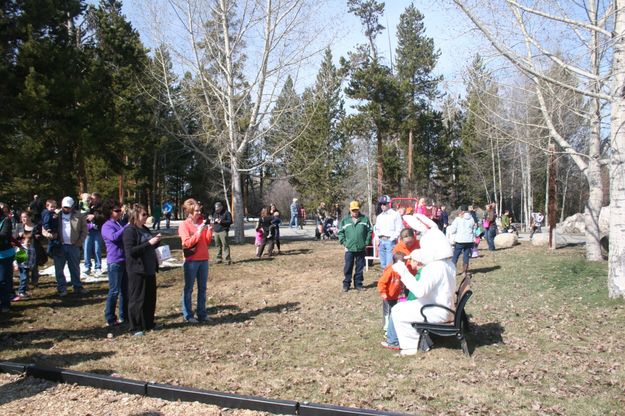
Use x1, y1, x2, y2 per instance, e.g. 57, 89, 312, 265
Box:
122, 204, 161, 336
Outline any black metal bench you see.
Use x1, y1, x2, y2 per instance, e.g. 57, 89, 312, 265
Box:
412, 276, 473, 356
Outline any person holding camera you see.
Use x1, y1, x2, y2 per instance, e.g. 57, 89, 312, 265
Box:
210, 201, 232, 265
178, 198, 213, 323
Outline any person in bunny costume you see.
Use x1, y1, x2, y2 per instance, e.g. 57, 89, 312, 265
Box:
390, 214, 456, 356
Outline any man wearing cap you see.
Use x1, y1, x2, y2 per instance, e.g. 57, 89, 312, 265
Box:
338, 200, 372, 292
53, 196, 88, 296
211, 201, 232, 264
374, 195, 404, 269
289, 198, 299, 229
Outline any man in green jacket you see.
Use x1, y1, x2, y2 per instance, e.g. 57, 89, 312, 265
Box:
338, 200, 372, 292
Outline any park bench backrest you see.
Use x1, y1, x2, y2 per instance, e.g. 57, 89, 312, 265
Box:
454, 277, 472, 327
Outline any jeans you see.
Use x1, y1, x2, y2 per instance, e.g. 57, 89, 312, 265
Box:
0, 257, 14, 310
486, 226, 497, 251
182, 260, 208, 320
152, 217, 161, 230
343, 250, 365, 289
105, 262, 128, 324
386, 310, 399, 345
84, 230, 103, 272
452, 242, 473, 267
213, 231, 231, 262
378, 239, 397, 269
54, 244, 83, 292
18, 265, 38, 294
383, 298, 397, 329
289, 214, 298, 228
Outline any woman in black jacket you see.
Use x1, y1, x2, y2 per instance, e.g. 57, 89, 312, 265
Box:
122, 204, 161, 336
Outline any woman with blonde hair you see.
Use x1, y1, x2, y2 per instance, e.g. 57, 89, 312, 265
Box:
178, 198, 213, 323
122, 204, 161, 336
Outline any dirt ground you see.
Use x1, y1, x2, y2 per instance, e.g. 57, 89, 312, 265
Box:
1, 231, 625, 415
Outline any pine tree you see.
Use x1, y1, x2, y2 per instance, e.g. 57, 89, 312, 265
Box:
395, 3, 441, 196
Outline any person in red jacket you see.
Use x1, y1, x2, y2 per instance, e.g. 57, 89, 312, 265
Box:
378, 252, 407, 332
178, 198, 213, 323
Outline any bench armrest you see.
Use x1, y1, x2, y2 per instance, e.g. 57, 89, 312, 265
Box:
419, 304, 455, 323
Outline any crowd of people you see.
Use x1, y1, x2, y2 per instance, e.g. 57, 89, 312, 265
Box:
0, 194, 235, 336
330, 195, 518, 356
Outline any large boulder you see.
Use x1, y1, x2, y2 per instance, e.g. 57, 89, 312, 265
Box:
531, 232, 569, 248
494, 232, 518, 249
556, 213, 585, 234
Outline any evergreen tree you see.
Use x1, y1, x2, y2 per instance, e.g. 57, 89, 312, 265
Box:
289, 49, 347, 204
395, 3, 441, 195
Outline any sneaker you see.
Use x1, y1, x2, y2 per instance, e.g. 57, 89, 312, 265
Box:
198, 317, 213, 323
381, 341, 400, 351
83, 269, 92, 276
93, 270, 103, 277
107, 320, 121, 327
342, 287, 349, 292
132, 331, 145, 337
185, 317, 199, 323
12, 294, 23, 302
59, 290, 68, 298
356, 286, 363, 292
74, 287, 89, 295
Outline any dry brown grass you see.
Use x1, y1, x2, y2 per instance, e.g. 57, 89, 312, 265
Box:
1, 235, 625, 415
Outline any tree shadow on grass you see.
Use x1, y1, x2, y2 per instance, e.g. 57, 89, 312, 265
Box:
0, 324, 121, 352
470, 265, 502, 274
276, 248, 313, 256
161, 302, 301, 330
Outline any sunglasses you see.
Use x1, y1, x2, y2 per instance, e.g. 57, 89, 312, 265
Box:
140, 213, 148, 217
113, 209, 122, 213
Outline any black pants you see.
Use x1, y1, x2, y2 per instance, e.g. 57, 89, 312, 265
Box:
343, 250, 365, 289
127, 272, 157, 332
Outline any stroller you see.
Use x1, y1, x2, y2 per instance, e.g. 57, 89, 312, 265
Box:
322, 217, 339, 240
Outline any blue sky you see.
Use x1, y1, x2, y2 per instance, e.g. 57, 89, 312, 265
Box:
120, 0, 482, 98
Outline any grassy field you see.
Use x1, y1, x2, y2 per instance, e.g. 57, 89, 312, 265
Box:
1, 234, 624, 415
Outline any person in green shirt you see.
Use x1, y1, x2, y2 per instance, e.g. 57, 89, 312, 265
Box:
338, 200, 372, 292
501, 209, 511, 232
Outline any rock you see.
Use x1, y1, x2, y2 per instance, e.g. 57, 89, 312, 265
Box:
556, 213, 585, 234
531, 232, 567, 248
494, 233, 518, 249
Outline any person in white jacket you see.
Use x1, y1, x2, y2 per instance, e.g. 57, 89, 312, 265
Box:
390, 227, 456, 356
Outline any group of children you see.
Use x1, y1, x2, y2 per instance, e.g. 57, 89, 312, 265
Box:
376, 227, 422, 350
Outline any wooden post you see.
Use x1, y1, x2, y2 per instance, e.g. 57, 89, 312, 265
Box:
548, 144, 557, 250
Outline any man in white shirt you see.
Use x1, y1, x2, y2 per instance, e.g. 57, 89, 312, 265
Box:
53, 197, 88, 297
374, 195, 404, 269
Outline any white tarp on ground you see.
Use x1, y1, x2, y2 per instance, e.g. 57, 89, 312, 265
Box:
38, 257, 184, 283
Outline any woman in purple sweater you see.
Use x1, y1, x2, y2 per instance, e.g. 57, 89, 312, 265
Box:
101, 199, 129, 327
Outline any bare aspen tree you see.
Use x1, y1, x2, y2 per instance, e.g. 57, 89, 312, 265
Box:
452, 0, 625, 297
140, 0, 330, 242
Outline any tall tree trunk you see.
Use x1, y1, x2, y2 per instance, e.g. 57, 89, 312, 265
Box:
231, 157, 245, 244
377, 128, 383, 196
560, 164, 572, 223
407, 127, 413, 197
75, 141, 88, 194
608, 5, 625, 298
